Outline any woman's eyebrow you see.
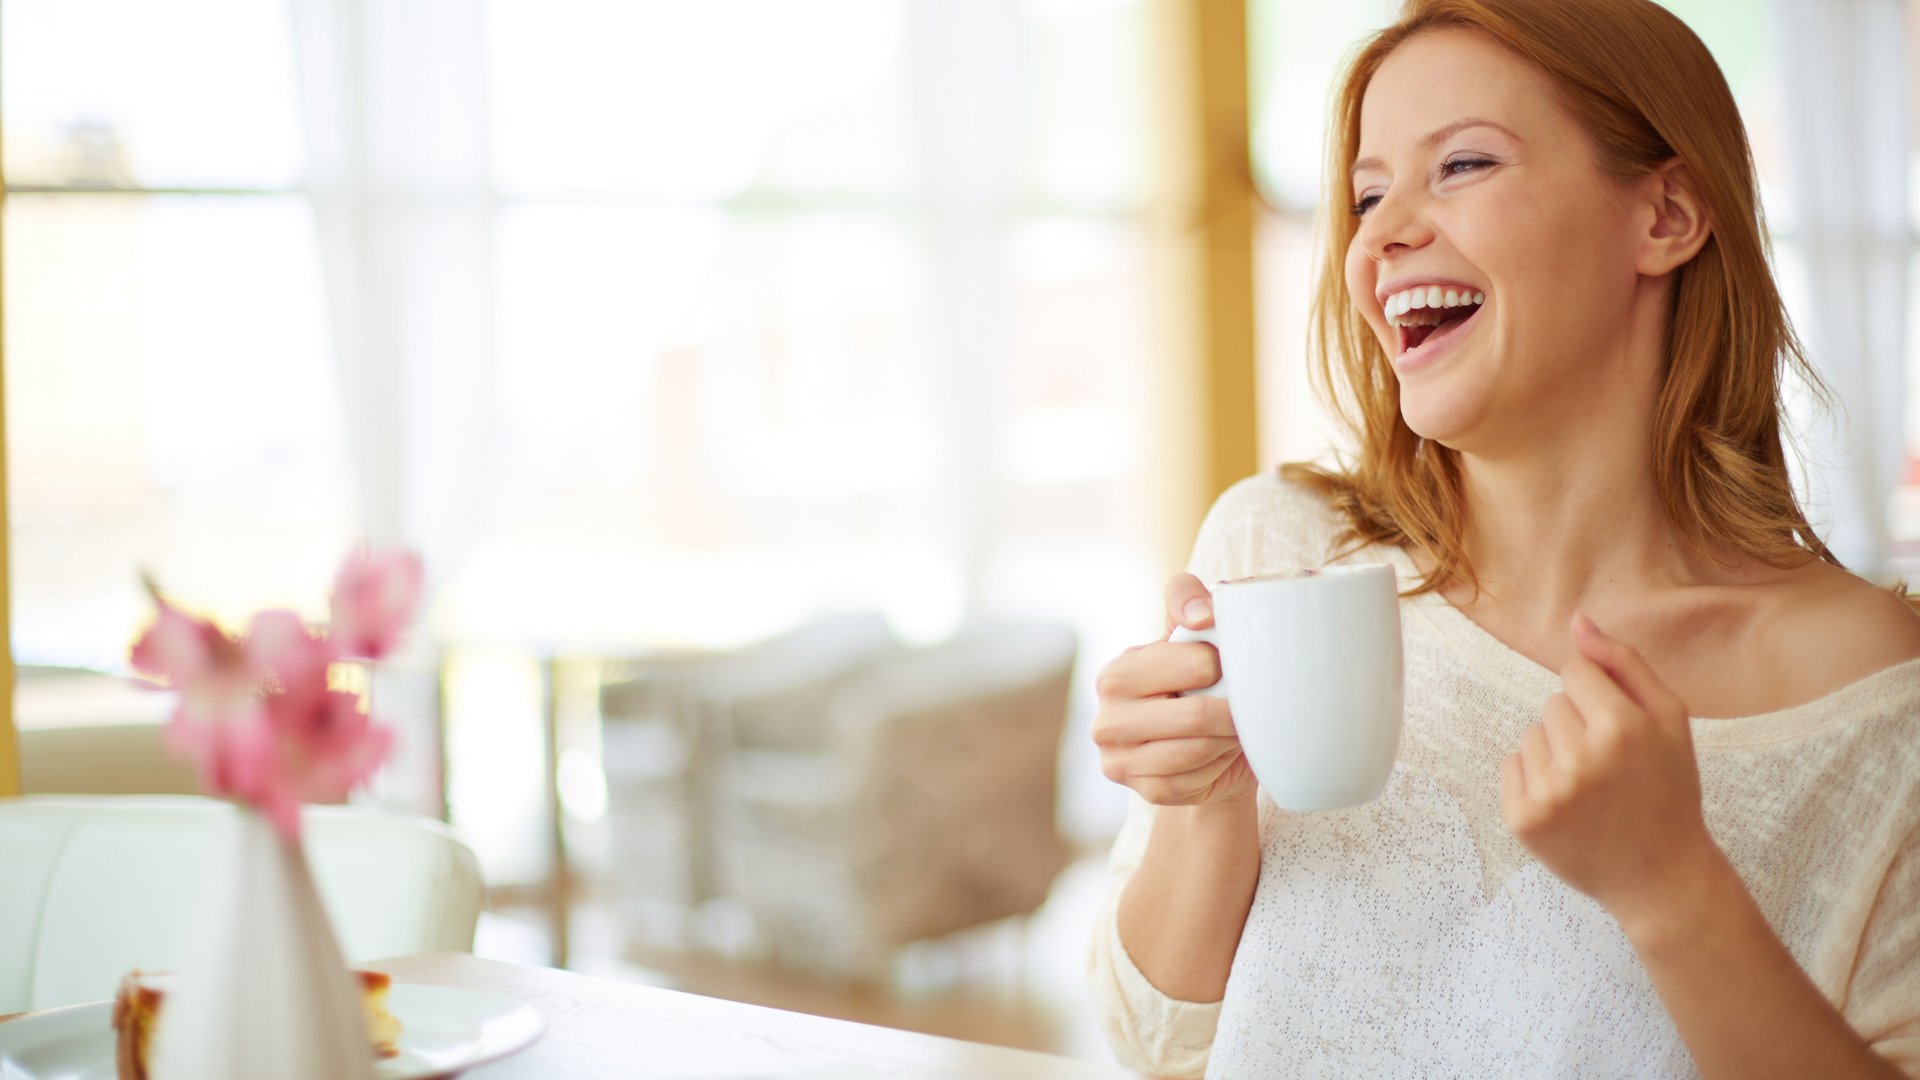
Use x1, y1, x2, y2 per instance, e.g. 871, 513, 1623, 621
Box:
1350, 117, 1522, 178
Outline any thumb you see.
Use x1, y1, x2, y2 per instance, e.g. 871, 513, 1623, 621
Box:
1571, 612, 1680, 719
1164, 572, 1216, 635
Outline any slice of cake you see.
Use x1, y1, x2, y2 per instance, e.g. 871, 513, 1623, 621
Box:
112, 969, 402, 1080
111, 972, 166, 1080
358, 969, 403, 1058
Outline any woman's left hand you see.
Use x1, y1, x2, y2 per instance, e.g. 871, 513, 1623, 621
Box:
1500, 613, 1722, 933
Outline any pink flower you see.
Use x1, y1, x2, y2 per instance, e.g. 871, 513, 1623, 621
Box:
131, 549, 420, 841
330, 549, 423, 661
243, 688, 395, 839
164, 702, 271, 820
129, 589, 229, 685
245, 609, 337, 711
131, 588, 262, 733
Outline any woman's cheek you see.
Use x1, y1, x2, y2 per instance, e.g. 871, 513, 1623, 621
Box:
1343, 248, 1382, 341
1343, 238, 1370, 295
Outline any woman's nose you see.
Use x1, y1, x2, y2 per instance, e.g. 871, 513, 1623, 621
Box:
1355, 190, 1433, 261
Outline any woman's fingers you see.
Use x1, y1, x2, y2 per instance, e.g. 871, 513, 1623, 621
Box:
1092, 693, 1236, 746
1520, 722, 1555, 797
1094, 640, 1222, 701
1499, 751, 1527, 818
1088, 570, 1246, 807
1559, 655, 1639, 740
1569, 613, 1686, 724
1163, 572, 1216, 634
1102, 736, 1243, 781
1540, 693, 1586, 763
1132, 743, 1248, 806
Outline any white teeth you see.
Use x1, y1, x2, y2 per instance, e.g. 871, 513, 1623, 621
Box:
1381, 284, 1487, 326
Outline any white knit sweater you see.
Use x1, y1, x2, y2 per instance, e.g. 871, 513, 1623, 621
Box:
1087, 473, 1920, 1078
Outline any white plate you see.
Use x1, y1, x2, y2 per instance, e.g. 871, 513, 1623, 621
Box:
0, 983, 544, 1080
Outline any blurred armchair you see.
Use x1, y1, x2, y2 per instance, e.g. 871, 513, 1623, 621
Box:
709, 620, 1078, 979
596, 612, 904, 931
0, 794, 483, 1012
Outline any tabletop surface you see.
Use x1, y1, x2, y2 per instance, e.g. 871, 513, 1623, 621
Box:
365, 951, 1141, 1080
0, 952, 1140, 1078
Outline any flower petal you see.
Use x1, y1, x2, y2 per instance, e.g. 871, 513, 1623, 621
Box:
129, 597, 229, 686
245, 609, 335, 707
330, 549, 423, 660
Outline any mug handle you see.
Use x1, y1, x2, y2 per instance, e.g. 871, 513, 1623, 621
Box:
1168, 625, 1228, 699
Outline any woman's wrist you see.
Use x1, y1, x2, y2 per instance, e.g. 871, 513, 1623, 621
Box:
1120, 791, 1262, 1003
1162, 796, 1258, 832
1141, 798, 1260, 880
1602, 839, 1899, 1078
1609, 840, 1743, 957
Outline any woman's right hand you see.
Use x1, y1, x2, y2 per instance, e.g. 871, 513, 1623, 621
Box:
1091, 572, 1258, 806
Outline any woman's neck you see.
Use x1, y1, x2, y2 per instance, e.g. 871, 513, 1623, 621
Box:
1446, 445, 1738, 629
1435, 277, 1747, 625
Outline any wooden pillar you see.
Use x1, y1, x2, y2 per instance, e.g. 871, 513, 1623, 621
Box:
1146, 0, 1261, 573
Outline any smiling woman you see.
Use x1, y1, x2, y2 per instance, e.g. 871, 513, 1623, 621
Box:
1086, 1, 1920, 1077
1307, 1, 1827, 601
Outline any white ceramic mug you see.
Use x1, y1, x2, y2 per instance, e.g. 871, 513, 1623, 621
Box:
1171, 563, 1404, 812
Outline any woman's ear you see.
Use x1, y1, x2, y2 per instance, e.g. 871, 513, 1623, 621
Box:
1636, 159, 1712, 277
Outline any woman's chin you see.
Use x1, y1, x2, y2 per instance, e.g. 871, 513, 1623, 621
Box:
1398, 395, 1481, 446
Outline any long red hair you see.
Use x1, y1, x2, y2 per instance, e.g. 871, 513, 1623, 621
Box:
1284, 0, 1834, 595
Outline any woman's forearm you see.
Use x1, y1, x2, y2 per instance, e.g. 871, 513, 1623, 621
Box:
1619, 847, 1902, 1079
1116, 798, 1261, 1002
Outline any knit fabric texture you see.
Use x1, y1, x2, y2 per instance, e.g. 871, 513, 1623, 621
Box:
1087, 472, 1920, 1078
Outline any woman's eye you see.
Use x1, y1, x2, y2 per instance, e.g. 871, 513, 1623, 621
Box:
1351, 158, 1492, 215
1440, 157, 1494, 178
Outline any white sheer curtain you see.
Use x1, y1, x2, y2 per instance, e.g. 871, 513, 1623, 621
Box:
1773, 0, 1910, 576
288, 0, 498, 813
288, 0, 496, 574
276, 0, 1170, 849
905, 0, 1023, 615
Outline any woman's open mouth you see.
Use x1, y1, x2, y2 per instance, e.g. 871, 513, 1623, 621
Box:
1384, 284, 1484, 373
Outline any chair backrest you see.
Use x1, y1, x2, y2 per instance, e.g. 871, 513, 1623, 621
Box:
693, 611, 902, 701
0, 794, 484, 1012
835, 620, 1080, 944
600, 610, 904, 752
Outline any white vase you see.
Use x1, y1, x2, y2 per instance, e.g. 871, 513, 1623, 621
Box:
150, 806, 377, 1080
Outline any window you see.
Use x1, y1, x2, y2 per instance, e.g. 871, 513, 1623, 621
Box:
4, 0, 354, 671
5, 0, 1175, 862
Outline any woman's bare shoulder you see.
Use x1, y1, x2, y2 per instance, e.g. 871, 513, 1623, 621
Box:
1663, 561, 1920, 716
1766, 561, 1920, 677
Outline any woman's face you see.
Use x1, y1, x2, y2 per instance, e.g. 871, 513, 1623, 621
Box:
1343, 29, 1653, 453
